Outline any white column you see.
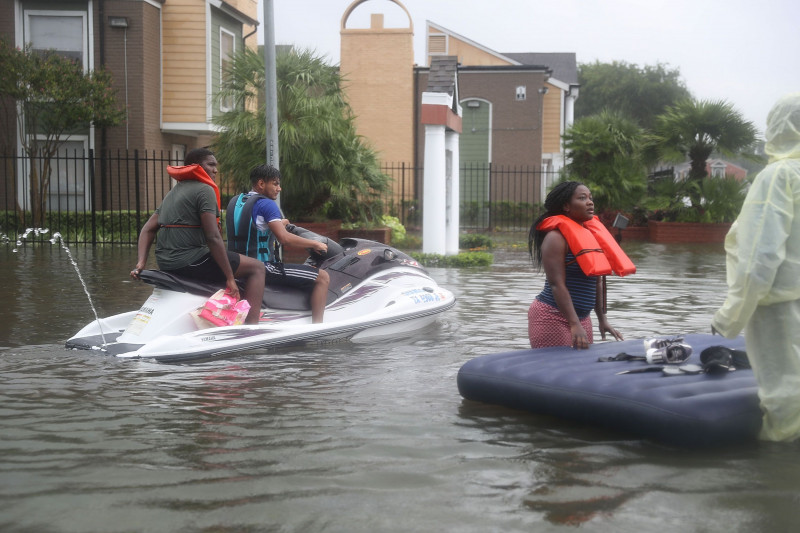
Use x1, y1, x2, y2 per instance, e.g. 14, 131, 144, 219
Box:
423, 124, 447, 254
445, 130, 460, 255
564, 93, 575, 129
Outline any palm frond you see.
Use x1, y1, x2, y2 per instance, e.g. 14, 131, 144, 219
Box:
212, 46, 390, 222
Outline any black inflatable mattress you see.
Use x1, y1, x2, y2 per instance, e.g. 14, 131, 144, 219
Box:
457, 334, 762, 447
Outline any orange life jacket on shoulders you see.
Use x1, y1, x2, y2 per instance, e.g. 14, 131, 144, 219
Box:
167, 164, 221, 210
536, 215, 636, 277
166, 164, 221, 230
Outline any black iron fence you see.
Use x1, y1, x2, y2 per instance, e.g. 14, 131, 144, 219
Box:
2, 150, 561, 245
376, 162, 560, 232
2, 149, 179, 245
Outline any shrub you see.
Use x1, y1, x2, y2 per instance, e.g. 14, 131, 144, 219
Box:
381, 215, 406, 243
642, 175, 747, 223
409, 251, 493, 267
394, 233, 421, 250
459, 233, 493, 250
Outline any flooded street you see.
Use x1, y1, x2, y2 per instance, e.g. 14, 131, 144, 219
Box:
1, 241, 799, 532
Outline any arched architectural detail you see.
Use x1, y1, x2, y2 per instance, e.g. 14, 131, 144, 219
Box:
340, 0, 415, 192
340, 0, 413, 31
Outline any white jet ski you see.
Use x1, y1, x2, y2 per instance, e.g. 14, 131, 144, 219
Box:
66, 227, 456, 362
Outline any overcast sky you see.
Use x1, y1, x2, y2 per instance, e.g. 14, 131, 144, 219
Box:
258, 0, 800, 137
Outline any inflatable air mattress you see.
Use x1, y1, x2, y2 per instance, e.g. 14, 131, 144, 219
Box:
457, 334, 761, 447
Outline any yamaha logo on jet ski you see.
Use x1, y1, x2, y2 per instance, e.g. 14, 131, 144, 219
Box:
66, 226, 456, 362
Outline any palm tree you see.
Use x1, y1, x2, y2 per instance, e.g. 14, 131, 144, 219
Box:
652, 99, 757, 205
562, 109, 649, 212
213, 47, 390, 222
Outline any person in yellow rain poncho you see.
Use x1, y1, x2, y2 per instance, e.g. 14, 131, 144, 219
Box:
712, 93, 800, 441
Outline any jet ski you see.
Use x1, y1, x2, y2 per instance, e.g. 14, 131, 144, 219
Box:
66, 226, 456, 362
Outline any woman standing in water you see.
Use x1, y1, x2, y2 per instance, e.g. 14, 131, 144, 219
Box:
528, 181, 635, 349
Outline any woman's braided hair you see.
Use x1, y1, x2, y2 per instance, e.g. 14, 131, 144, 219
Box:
528, 181, 584, 268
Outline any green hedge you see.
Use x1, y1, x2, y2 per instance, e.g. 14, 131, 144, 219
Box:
1, 210, 146, 244
410, 251, 493, 267
460, 200, 541, 229
459, 233, 493, 250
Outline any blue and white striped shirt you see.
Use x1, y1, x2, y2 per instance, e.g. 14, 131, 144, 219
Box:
536, 251, 597, 318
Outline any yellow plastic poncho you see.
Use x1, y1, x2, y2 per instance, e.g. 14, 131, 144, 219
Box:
712, 92, 800, 441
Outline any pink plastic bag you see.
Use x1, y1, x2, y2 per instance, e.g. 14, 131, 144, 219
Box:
195, 290, 251, 327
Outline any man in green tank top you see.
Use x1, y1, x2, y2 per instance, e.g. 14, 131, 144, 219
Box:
130, 148, 265, 325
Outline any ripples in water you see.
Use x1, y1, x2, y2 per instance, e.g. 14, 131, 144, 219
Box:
1, 244, 798, 532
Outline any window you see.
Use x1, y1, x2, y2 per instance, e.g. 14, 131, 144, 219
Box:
17, 9, 91, 213
516, 86, 527, 101
220, 28, 235, 111
20, 137, 91, 212
47, 140, 89, 211
25, 11, 88, 68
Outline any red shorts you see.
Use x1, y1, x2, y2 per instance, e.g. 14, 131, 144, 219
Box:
528, 298, 593, 349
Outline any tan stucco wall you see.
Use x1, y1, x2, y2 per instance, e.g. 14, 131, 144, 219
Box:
218, 0, 258, 51
340, 18, 415, 167
225, 0, 258, 16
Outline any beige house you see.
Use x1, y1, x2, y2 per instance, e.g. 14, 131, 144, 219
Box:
338, 0, 579, 206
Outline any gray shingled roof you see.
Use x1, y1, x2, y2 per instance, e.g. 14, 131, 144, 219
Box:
503, 52, 578, 85
426, 56, 458, 95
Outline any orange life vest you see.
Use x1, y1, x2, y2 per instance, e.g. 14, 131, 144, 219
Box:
166, 164, 221, 210
165, 164, 222, 230
536, 215, 636, 277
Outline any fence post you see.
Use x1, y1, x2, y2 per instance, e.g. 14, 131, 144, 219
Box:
89, 149, 97, 245
100, 148, 108, 212
3, 151, 11, 239
400, 162, 406, 226
487, 162, 493, 231
134, 149, 141, 233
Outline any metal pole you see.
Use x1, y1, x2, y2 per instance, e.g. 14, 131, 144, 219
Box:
263, 0, 280, 210
263, 0, 279, 172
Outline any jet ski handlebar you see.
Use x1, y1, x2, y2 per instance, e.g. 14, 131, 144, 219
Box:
286, 224, 345, 262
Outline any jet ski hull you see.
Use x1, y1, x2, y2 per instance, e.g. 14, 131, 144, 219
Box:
67, 237, 455, 362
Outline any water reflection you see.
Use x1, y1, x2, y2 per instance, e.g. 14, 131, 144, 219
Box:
2, 242, 798, 532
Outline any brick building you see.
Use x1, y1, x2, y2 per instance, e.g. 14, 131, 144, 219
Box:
1, 0, 258, 212
339, 0, 579, 206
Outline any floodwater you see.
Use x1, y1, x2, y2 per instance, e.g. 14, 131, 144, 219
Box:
1, 241, 799, 532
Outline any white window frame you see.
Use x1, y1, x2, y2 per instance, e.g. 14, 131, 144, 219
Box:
23, 10, 89, 71
47, 136, 91, 212
16, 6, 94, 213
219, 27, 236, 112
